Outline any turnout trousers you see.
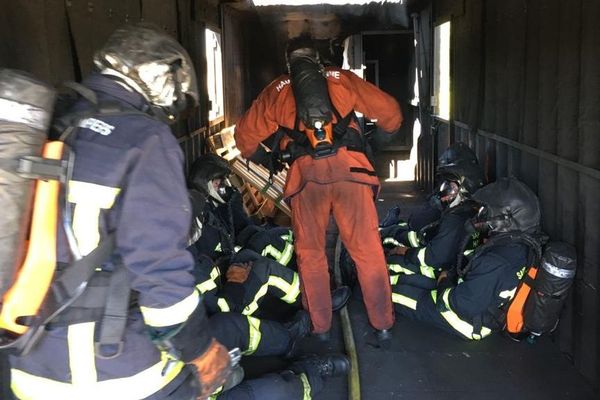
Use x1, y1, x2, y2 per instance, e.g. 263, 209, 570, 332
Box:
291, 181, 394, 333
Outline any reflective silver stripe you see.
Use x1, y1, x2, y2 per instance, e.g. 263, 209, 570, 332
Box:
439, 289, 492, 340
299, 373, 312, 400
398, 222, 408, 227
392, 293, 417, 310
383, 237, 402, 247
215, 243, 222, 252
542, 260, 575, 279
388, 264, 415, 275
68, 181, 121, 256
11, 351, 184, 400
390, 275, 399, 285
243, 316, 262, 355
407, 231, 420, 247
270, 273, 300, 304
217, 298, 231, 312
141, 291, 199, 327
68, 322, 97, 386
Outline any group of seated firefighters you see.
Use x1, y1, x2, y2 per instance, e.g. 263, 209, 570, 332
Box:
185, 141, 546, 397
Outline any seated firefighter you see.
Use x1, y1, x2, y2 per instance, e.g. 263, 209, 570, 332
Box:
392, 177, 544, 340
379, 141, 481, 241
188, 153, 296, 267
384, 160, 486, 290
187, 156, 350, 320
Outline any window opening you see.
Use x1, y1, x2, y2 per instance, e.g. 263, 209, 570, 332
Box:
205, 28, 224, 122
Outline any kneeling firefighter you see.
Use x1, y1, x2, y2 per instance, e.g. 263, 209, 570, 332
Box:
1, 25, 236, 400
234, 35, 402, 342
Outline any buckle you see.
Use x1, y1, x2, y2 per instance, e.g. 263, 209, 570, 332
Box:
17, 156, 67, 181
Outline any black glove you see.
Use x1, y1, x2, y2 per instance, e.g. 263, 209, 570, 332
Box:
248, 146, 284, 172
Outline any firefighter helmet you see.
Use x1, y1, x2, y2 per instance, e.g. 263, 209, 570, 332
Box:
188, 154, 232, 203
93, 23, 198, 122
472, 177, 541, 234
438, 142, 478, 168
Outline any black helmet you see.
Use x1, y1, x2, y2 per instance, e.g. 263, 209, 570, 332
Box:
189, 154, 232, 203
472, 177, 541, 234
93, 23, 198, 122
438, 142, 478, 168
435, 161, 485, 208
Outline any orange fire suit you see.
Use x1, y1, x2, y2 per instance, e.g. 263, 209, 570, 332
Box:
235, 67, 402, 333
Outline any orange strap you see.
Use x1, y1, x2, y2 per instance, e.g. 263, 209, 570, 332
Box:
0, 141, 63, 334
506, 266, 538, 334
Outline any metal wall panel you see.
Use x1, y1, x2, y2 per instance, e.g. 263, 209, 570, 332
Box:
444, 0, 600, 389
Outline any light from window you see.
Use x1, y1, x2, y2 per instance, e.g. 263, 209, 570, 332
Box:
433, 21, 450, 120
205, 28, 224, 122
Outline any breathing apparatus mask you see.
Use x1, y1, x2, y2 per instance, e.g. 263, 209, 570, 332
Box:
189, 154, 234, 205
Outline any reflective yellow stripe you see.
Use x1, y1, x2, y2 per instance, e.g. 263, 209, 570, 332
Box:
383, 237, 401, 247
390, 274, 399, 285
416, 248, 437, 278
407, 231, 420, 247
439, 289, 492, 340
196, 266, 221, 294
68, 181, 120, 256
243, 316, 262, 355
299, 372, 312, 400
11, 351, 184, 400
278, 242, 294, 266
392, 293, 417, 310
217, 297, 231, 312
388, 264, 415, 275
419, 266, 436, 279
215, 243, 222, 252
243, 283, 269, 316
417, 248, 428, 266
269, 273, 300, 303
196, 280, 217, 293
430, 289, 437, 303
141, 291, 199, 327
398, 222, 408, 227
262, 244, 282, 260
68, 322, 97, 386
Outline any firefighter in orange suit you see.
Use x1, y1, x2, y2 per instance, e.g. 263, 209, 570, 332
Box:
234, 35, 402, 344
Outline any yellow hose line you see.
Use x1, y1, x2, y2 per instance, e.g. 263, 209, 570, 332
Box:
334, 235, 361, 400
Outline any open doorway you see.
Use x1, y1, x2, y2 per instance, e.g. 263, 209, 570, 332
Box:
361, 32, 417, 181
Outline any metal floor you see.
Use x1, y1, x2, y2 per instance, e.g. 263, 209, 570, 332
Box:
308, 181, 597, 400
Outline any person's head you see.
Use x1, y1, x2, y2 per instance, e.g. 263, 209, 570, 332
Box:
435, 161, 485, 209
471, 177, 541, 236
438, 142, 478, 169
93, 23, 198, 123
188, 153, 232, 204
285, 34, 322, 73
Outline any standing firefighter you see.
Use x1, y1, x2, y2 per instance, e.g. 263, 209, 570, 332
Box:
4, 25, 234, 399
234, 35, 402, 343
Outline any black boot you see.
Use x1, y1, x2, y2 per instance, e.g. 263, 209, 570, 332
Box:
283, 310, 311, 358
331, 286, 351, 312
374, 328, 392, 349
291, 354, 350, 379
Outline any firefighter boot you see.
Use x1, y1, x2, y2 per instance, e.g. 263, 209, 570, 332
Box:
331, 286, 351, 312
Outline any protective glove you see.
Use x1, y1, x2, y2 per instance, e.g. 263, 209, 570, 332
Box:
190, 338, 232, 399
226, 262, 253, 284
248, 146, 284, 172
